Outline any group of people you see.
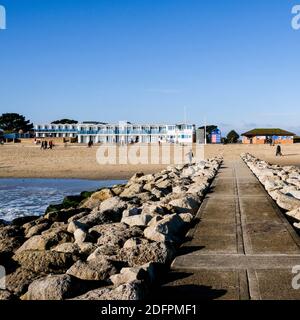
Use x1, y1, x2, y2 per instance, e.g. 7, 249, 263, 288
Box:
40, 140, 54, 150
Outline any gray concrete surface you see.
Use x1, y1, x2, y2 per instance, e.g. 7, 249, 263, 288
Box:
160, 160, 300, 300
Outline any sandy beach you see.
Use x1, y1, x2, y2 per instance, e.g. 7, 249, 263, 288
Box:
0, 143, 300, 180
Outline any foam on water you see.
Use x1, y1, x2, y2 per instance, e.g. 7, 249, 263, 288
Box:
0, 179, 125, 221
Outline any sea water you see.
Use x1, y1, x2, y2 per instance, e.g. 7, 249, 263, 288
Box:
0, 178, 125, 221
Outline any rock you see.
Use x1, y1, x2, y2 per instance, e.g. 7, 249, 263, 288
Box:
111, 184, 126, 196
121, 214, 153, 227
110, 267, 147, 286
122, 237, 150, 249
151, 188, 165, 199
181, 167, 196, 178
118, 240, 175, 267
52, 243, 80, 254
13, 250, 79, 274
99, 196, 127, 213
11, 216, 38, 227
25, 222, 51, 238
141, 203, 165, 216
67, 211, 90, 223
286, 190, 300, 200
5, 267, 41, 296
16, 231, 73, 253
0, 225, 23, 240
67, 220, 88, 234
144, 214, 185, 243
77, 242, 97, 256
80, 189, 114, 209
67, 257, 121, 281
143, 182, 155, 192
168, 195, 200, 214
74, 229, 89, 244
44, 208, 89, 223
120, 184, 144, 198
156, 179, 172, 190
0, 236, 24, 256
0, 220, 8, 227
0, 290, 15, 300
22, 274, 76, 300
128, 173, 144, 183
89, 223, 143, 248
78, 197, 127, 226
293, 222, 300, 229
147, 216, 164, 227
285, 208, 300, 221
274, 191, 300, 211
179, 213, 194, 223
87, 245, 119, 260
72, 281, 144, 300
122, 207, 141, 218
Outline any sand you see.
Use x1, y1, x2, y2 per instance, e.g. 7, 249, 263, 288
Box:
0, 143, 300, 180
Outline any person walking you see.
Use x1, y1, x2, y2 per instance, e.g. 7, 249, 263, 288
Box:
186, 149, 194, 164
276, 145, 282, 157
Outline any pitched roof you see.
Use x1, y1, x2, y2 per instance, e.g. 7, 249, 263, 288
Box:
242, 128, 296, 137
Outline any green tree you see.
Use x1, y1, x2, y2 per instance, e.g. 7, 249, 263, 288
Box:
0, 113, 33, 133
51, 119, 78, 124
227, 130, 240, 143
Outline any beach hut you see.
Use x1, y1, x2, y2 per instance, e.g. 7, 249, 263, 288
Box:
241, 128, 295, 145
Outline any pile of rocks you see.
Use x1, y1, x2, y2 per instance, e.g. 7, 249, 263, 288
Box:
241, 153, 300, 229
0, 157, 222, 301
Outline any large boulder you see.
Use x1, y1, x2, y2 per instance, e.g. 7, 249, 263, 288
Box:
78, 197, 127, 226
66, 256, 121, 281
51, 243, 81, 254
168, 195, 200, 214
22, 274, 77, 300
89, 223, 143, 248
80, 189, 114, 210
110, 263, 156, 286
71, 281, 144, 300
120, 183, 144, 198
121, 214, 153, 227
5, 267, 41, 296
118, 239, 175, 267
144, 214, 185, 243
16, 231, 73, 253
13, 250, 79, 274
274, 191, 300, 211
285, 208, 300, 222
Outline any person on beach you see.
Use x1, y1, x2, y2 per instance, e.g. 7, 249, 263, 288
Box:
40, 141, 44, 149
276, 145, 282, 157
44, 141, 48, 150
186, 149, 194, 164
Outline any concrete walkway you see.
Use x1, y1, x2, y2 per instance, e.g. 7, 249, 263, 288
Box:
160, 160, 300, 300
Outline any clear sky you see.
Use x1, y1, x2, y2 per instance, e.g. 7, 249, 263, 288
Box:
0, 0, 300, 134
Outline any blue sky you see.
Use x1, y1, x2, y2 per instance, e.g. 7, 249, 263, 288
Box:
0, 0, 300, 134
